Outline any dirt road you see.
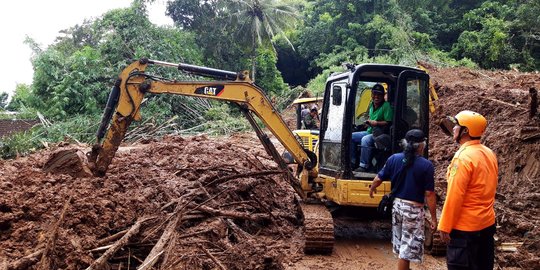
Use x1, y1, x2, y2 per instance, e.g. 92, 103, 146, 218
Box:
290, 240, 445, 270
288, 218, 446, 270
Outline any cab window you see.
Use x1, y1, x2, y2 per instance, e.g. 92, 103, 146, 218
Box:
319, 81, 347, 171
353, 81, 390, 127
403, 79, 427, 131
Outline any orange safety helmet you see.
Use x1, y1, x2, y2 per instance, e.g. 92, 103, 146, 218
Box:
453, 110, 487, 138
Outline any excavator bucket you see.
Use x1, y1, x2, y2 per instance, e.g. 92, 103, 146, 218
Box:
439, 117, 455, 137
42, 148, 93, 178
43, 79, 122, 178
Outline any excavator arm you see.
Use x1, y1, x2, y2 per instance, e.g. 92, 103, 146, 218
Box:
88, 59, 316, 192
73, 58, 337, 254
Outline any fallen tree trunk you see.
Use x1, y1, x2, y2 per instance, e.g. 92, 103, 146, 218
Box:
86, 216, 154, 270
138, 201, 189, 270
197, 205, 270, 222
4, 249, 44, 270
37, 196, 72, 270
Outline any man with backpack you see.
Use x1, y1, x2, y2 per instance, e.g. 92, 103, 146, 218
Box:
369, 129, 437, 270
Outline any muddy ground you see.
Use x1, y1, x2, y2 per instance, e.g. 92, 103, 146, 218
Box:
0, 66, 539, 269
428, 65, 540, 269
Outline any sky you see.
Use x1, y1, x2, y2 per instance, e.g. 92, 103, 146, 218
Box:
0, 0, 172, 98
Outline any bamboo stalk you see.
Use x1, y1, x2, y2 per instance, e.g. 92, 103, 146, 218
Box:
95, 229, 128, 247
198, 244, 227, 270
5, 249, 44, 270
37, 196, 72, 270
197, 205, 270, 222
86, 216, 154, 270
477, 96, 524, 109
138, 200, 189, 269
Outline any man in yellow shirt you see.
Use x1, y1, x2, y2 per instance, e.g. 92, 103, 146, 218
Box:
438, 110, 498, 270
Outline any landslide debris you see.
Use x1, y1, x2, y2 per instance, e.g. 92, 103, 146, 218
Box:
0, 134, 303, 269
428, 65, 540, 270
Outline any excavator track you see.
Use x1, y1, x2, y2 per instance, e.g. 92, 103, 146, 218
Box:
300, 202, 334, 254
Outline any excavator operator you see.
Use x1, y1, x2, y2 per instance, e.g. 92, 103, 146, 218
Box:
351, 84, 393, 172
438, 110, 498, 270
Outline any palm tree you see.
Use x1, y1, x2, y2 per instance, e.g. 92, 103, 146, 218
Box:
229, 0, 299, 81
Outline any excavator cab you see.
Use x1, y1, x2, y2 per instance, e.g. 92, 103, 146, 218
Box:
315, 64, 430, 205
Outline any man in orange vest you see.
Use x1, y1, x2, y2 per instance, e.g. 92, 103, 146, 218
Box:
438, 110, 498, 270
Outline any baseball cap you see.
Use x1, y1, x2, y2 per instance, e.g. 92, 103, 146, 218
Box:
405, 129, 426, 143
371, 84, 385, 95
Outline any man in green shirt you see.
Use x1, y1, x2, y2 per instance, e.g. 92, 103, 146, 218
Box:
351, 84, 394, 172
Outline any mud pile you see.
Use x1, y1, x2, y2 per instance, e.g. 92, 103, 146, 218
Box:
0, 134, 303, 269
428, 65, 540, 269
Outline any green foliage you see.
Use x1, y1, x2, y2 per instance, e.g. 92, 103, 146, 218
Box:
225, 0, 299, 80
6, 84, 31, 111
0, 131, 42, 159
508, 1, 540, 71
254, 48, 288, 96
0, 92, 8, 109
38, 114, 101, 143
314, 46, 369, 70
274, 85, 308, 111
32, 46, 109, 117
199, 104, 250, 135
296, 0, 441, 71
293, 0, 540, 73
450, 2, 518, 69
0, 114, 100, 159
27, 2, 205, 120
229, 0, 299, 50
306, 66, 343, 95
166, 0, 298, 81
422, 50, 478, 69
166, 0, 246, 71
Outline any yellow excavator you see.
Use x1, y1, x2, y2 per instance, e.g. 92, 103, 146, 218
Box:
73, 58, 442, 254
291, 97, 323, 152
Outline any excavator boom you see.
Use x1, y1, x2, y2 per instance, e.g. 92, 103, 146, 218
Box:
88, 59, 316, 189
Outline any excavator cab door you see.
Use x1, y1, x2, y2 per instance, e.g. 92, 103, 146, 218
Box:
393, 70, 430, 154
319, 78, 348, 176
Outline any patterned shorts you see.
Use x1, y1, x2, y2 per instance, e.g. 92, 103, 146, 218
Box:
392, 198, 425, 263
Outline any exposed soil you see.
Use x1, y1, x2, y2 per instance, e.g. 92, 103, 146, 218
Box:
0, 65, 539, 269
0, 134, 302, 269
427, 65, 540, 269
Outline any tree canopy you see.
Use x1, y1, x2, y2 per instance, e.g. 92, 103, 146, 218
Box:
6, 0, 539, 120
22, 1, 204, 119
291, 0, 538, 76
1, 0, 538, 159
